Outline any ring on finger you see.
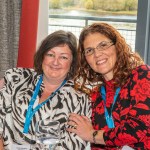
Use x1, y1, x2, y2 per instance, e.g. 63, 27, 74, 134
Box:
74, 124, 77, 129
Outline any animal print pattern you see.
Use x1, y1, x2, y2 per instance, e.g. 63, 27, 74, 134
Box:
0, 68, 91, 150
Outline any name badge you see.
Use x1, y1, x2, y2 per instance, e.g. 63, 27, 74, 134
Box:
106, 116, 115, 128
11, 143, 30, 150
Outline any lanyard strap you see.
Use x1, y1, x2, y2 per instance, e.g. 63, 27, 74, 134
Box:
100, 86, 120, 128
23, 75, 67, 133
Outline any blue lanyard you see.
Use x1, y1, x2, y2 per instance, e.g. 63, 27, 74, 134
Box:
23, 75, 67, 133
100, 86, 120, 129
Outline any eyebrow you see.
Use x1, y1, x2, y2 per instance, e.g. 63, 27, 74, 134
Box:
48, 50, 68, 53
85, 41, 112, 48
84, 47, 94, 50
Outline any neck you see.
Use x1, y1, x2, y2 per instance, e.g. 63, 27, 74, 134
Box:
43, 75, 65, 86
103, 72, 113, 81
42, 75, 66, 92
38, 75, 66, 104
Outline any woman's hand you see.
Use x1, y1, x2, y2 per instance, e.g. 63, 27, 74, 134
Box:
66, 113, 94, 142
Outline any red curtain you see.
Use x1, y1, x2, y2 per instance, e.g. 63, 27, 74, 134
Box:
17, 0, 39, 68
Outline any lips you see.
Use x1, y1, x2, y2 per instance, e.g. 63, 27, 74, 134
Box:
50, 66, 61, 70
96, 59, 107, 65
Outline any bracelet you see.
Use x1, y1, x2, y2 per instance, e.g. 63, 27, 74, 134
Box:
93, 130, 98, 144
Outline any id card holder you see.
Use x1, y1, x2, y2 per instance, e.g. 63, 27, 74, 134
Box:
106, 116, 115, 128
11, 143, 30, 150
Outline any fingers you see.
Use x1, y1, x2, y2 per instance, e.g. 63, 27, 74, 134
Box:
67, 114, 78, 133
67, 114, 94, 142
74, 124, 77, 129
66, 126, 77, 133
67, 120, 78, 128
67, 113, 83, 133
81, 115, 91, 122
67, 113, 91, 135
69, 113, 81, 120
69, 113, 90, 124
69, 113, 85, 123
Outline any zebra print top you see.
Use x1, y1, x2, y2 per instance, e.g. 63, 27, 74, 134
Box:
0, 68, 91, 150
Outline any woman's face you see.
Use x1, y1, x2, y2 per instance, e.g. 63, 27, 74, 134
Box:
42, 44, 73, 82
83, 33, 117, 81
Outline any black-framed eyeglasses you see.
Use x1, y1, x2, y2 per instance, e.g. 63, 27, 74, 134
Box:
83, 41, 114, 56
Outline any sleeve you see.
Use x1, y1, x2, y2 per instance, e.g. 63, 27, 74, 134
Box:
103, 65, 150, 147
0, 68, 15, 134
59, 93, 92, 150
0, 68, 27, 108
0, 68, 31, 133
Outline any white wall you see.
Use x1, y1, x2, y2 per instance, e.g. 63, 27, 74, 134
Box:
36, 0, 49, 49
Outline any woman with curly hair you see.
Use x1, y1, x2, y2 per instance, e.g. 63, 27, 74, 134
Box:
67, 22, 150, 149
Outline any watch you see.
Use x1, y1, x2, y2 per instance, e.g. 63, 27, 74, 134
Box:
93, 130, 98, 144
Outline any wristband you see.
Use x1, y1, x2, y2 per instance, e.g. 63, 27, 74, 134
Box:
93, 130, 98, 144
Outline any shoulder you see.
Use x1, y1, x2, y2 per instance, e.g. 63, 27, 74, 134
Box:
128, 65, 150, 102
63, 80, 89, 97
5, 67, 35, 75
133, 64, 150, 72
131, 65, 150, 78
4, 67, 37, 82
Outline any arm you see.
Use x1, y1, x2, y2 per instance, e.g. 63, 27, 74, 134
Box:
0, 79, 4, 89
0, 69, 17, 149
0, 139, 4, 150
67, 113, 105, 145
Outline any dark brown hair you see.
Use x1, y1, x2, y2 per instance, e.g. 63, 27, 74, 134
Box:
34, 30, 78, 79
74, 22, 144, 94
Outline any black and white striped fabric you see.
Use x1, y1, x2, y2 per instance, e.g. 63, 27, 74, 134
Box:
0, 68, 91, 150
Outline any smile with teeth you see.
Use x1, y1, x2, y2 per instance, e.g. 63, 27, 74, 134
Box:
96, 59, 107, 65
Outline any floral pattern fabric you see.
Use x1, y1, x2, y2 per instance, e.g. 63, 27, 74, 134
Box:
91, 65, 150, 150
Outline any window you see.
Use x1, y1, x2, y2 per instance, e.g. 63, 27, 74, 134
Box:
48, 0, 138, 50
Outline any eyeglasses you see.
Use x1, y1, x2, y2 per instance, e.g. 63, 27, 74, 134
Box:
83, 41, 114, 56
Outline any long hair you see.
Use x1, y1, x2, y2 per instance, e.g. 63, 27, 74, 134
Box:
74, 22, 144, 94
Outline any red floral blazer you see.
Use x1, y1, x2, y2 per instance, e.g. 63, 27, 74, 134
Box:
91, 65, 150, 150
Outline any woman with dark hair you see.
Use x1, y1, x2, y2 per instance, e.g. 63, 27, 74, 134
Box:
67, 23, 150, 149
0, 30, 91, 150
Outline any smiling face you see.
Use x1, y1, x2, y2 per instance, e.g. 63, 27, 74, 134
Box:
42, 44, 73, 83
84, 33, 117, 81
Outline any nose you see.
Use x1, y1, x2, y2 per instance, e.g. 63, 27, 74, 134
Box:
53, 57, 59, 65
93, 48, 103, 57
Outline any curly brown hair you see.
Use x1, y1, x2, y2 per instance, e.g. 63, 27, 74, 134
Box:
74, 22, 144, 94
34, 30, 78, 79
